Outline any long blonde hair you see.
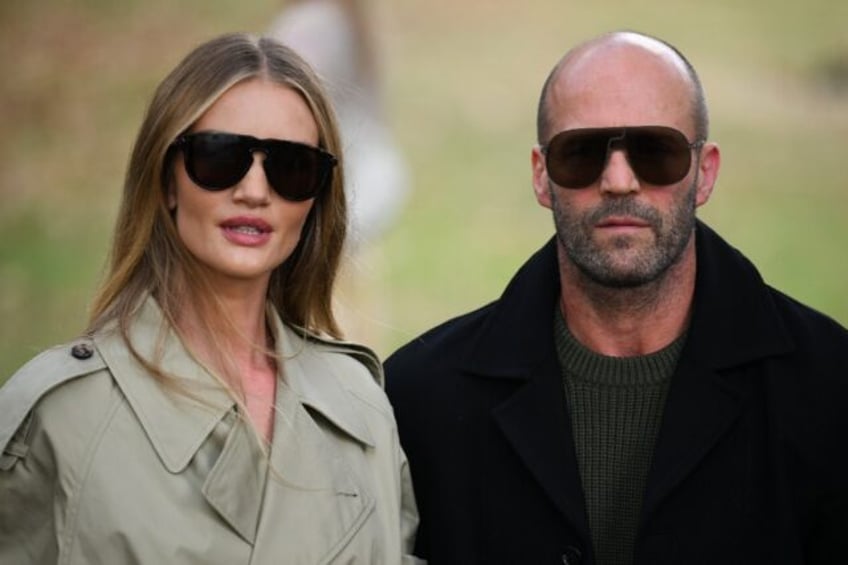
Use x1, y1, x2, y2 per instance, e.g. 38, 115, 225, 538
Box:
87, 33, 346, 389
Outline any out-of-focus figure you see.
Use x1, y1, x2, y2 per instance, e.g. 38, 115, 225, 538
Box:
269, 0, 410, 249
269, 0, 410, 350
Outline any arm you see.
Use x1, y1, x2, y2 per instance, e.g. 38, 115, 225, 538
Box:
0, 413, 59, 565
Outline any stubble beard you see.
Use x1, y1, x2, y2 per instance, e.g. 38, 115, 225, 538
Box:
551, 180, 698, 289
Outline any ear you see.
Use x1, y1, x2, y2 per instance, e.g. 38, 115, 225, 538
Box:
531, 145, 553, 210
166, 171, 178, 211
694, 142, 720, 208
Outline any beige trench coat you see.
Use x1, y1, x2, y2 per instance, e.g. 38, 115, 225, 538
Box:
0, 298, 421, 564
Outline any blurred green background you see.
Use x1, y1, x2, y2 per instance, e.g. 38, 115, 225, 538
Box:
1, 0, 846, 381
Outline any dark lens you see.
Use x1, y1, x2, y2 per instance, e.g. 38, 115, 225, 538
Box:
263, 140, 334, 201
183, 133, 252, 190
545, 130, 611, 188
625, 127, 692, 186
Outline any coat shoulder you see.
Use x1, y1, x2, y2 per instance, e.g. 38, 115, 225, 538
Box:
0, 340, 111, 457
389, 301, 497, 362
768, 285, 848, 366
292, 331, 397, 425
309, 334, 384, 385
385, 300, 497, 390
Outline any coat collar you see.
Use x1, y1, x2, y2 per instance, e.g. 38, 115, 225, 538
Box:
94, 296, 376, 474
460, 236, 562, 378
687, 221, 794, 366
272, 312, 377, 449
457, 220, 796, 541
462, 220, 794, 377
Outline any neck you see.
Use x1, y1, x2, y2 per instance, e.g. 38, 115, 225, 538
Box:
174, 276, 279, 442
558, 239, 696, 357
175, 275, 274, 374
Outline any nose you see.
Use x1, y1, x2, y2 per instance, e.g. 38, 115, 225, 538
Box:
232, 152, 272, 206
598, 148, 639, 195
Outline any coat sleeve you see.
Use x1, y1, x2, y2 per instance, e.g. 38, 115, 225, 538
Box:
397, 431, 426, 565
0, 341, 108, 565
0, 412, 59, 565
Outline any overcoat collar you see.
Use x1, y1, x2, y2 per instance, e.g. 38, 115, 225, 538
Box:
458, 221, 795, 539
461, 221, 793, 377
94, 296, 379, 551
94, 296, 376, 475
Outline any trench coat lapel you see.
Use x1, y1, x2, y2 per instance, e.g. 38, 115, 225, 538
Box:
641, 222, 794, 521
94, 297, 235, 474
462, 239, 592, 541
96, 297, 381, 554
249, 316, 376, 564
95, 298, 267, 542
201, 412, 267, 544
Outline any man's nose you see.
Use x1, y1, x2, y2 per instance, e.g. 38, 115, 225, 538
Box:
598, 148, 639, 195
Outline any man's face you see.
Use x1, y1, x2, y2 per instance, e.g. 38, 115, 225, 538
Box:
532, 39, 719, 288
548, 171, 698, 287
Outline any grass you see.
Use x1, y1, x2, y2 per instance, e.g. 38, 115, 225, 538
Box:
1, 0, 846, 379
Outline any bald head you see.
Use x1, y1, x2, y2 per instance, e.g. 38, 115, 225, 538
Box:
536, 31, 708, 144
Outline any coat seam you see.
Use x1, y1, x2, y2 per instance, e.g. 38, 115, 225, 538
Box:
59, 386, 125, 565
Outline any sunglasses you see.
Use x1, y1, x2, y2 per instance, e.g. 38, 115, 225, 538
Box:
171, 132, 337, 201
542, 126, 704, 189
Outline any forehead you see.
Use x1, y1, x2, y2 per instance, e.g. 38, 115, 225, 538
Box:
547, 39, 696, 137
192, 77, 319, 144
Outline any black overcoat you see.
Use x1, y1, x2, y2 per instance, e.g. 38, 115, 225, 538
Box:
385, 221, 848, 565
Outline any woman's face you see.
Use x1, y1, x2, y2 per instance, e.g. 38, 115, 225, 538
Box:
169, 77, 320, 290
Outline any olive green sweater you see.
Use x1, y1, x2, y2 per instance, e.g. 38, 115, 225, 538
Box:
554, 310, 686, 565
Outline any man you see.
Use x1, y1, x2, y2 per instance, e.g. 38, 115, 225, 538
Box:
385, 31, 848, 565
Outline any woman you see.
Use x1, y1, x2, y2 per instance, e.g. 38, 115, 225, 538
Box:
0, 33, 419, 564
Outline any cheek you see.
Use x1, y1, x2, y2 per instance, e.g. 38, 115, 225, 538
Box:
281, 201, 316, 237
172, 183, 216, 242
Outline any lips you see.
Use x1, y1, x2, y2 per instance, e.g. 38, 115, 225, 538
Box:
596, 216, 651, 229
219, 216, 273, 246
220, 217, 272, 232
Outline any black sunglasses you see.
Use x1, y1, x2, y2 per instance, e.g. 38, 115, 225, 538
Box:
542, 126, 705, 189
171, 132, 337, 201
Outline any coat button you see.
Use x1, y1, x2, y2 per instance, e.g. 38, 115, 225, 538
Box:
561, 546, 583, 565
70, 342, 94, 360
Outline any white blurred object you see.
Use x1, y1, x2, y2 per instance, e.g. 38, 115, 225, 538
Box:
269, 0, 410, 248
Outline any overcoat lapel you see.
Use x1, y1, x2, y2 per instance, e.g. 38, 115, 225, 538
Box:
463, 239, 591, 540
642, 223, 793, 520
96, 298, 266, 543
639, 355, 749, 521
490, 348, 591, 539
98, 297, 380, 557
249, 320, 376, 564
201, 413, 267, 544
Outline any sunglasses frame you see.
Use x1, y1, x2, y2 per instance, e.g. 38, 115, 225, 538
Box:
171, 131, 338, 202
541, 125, 705, 189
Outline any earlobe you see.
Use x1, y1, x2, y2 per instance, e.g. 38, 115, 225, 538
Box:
531, 146, 553, 209
167, 183, 177, 211
694, 142, 720, 208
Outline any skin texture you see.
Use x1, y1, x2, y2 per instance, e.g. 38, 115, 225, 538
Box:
168, 77, 322, 440
531, 33, 721, 356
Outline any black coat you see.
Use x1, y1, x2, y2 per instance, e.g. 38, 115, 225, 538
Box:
385, 222, 848, 565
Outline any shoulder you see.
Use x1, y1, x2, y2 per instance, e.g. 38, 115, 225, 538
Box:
384, 301, 497, 391
305, 331, 385, 386
285, 327, 398, 424
388, 302, 497, 367
772, 286, 847, 339
0, 339, 119, 467
766, 286, 848, 362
